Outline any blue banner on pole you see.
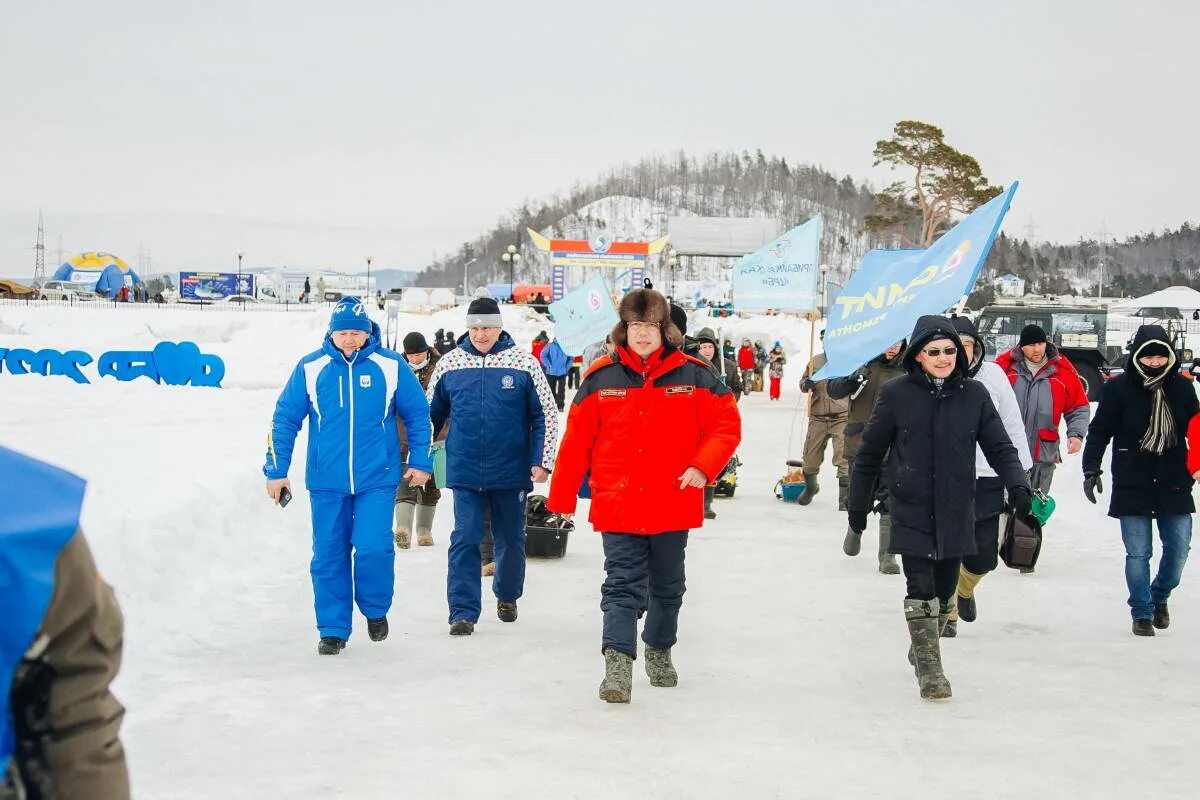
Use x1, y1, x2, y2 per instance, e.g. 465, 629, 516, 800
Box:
814, 183, 1019, 379
547, 276, 619, 357
732, 215, 822, 312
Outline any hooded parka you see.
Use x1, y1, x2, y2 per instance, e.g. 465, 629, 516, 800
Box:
848, 316, 1029, 559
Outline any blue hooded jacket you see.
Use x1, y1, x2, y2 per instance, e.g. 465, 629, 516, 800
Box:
1, 447, 85, 773
540, 340, 572, 377
264, 322, 433, 493
427, 331, 560, 490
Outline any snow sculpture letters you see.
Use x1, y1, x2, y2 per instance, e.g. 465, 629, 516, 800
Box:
0, 341, 225, 387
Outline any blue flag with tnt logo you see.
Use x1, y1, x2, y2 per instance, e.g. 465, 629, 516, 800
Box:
548, 276, 619, 357
814, 182, 1019, 379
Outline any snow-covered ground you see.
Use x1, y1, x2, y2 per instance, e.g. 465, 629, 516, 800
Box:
2, 302, 1198, 799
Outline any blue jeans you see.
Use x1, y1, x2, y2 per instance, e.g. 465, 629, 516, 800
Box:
1119, 515, 1192, 620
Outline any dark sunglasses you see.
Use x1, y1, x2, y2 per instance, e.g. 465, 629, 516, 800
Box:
922, 346, 958, 357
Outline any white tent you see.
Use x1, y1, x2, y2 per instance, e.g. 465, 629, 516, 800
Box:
1109, 286, 1200, 316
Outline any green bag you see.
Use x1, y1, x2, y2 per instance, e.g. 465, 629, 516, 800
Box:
1031, 491, 1055, 526
431, 441, 447, 489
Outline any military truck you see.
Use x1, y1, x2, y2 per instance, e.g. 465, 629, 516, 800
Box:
974, 304, 1194, 401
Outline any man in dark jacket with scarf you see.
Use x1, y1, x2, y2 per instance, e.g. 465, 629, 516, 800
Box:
548, 289, 741, 703
1082, 325, 1198, 636
847, 316, 1031, 700
2, 447, 129, 799
828, 340, 907, 572
426, 297, 560, 636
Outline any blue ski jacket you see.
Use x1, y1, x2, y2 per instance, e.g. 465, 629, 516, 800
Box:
427, 331, 559, 490
265, 323, 433, 493
539, 340, 572, 377
0, 447, 85, 774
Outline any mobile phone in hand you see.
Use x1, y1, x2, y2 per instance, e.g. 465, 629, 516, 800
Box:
279, 487, 293, 508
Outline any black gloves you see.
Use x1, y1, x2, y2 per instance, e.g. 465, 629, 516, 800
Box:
1083, 471, 1104, 504
1009, 485, 1033, 518
851, 366, 869, 386
847, 509, 868, 535
801, 378, 815, 393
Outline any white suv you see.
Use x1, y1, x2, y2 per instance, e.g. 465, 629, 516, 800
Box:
39, 281, 97, 302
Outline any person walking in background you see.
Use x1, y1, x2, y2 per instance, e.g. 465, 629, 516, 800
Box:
722, 338, 736, 365
303, 276, 311, 303
767, 342, 786, 400
693, 326, 743, 520
754, 340, 769, 392
848, 316, 1030, 700
531, 330, 549, 364
393, 331, 444, 549
1, 447, 130, 799
944, 316, 1033, 637
737, 339, 757, 394
264, 297, 433, 655
547, 288, 741, 704
568, 354, 584, 390
436, 330, 457, 355
540, 337, 572, 412
797, 331, 849, 505
994, 324, 1090, 494
1083, 325, 1198, 637
426, 296, 559, 636
828, 340, 908, 573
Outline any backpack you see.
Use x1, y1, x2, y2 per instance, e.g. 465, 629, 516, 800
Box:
1000, 512, 1043, 570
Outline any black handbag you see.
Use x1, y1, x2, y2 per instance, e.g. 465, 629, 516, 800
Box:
1000, 512, 1043, 570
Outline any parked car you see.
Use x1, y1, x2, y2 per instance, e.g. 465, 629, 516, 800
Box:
38, 281, 96, 302
222, 294, 258, 305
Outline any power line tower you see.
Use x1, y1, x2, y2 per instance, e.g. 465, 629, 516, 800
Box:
33, 210, 47, 285
1095, 221, 1111, 299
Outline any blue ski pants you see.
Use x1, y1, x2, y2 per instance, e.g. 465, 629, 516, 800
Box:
601, 530, 688, 658
448, 488, 527, 623
308, 487, 397, 639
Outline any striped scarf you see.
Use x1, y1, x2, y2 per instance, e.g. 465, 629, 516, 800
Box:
1135, 355, 1176, 454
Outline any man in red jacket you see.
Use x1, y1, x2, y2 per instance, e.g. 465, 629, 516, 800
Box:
548, 289, 741, 704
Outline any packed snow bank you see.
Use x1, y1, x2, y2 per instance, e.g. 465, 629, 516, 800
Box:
2, 302, 1198, 799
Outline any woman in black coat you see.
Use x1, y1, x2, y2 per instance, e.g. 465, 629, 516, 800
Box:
848, 315, 1031, 700
1081, 324, 1198, 637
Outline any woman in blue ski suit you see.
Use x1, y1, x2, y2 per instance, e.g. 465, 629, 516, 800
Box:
265, 297, 434, 655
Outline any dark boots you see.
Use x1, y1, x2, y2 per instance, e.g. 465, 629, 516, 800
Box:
877, 514, 899, 574
1132, 619, 1155, 637
367, 616, 389, 642
497, 601, 518, 623
599, 648, 633, 703
837, 474, 850, 512
703, 486, 716, 519
797, 472, 819, 506
1154, 602, 1170, 630
317, 636, 346, 655
904, 598, 952, 699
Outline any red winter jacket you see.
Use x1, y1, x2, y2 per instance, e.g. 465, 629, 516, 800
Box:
1186, 414, 1200, 478
994, 345, 1090, 462
547, 345, 741, 535
737, 346, 756, 370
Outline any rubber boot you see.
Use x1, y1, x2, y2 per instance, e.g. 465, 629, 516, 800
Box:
797, 472, 819, 506
955, 567, 984, 623
703, 486, 717, 519
904, 598, 952, 699
939, 598, 956, 638
415, 503, 436, 546
843, 525, 862, 556
877, 514, 900, 574
598, 648, 633, 703
644, 645, 678, 687
393, 502, 416, 549
837, 474, 851, 512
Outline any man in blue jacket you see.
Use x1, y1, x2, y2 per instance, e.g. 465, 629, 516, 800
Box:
265, 297, 434, 655
427, 296, 560, 635
540, 337, 572, 411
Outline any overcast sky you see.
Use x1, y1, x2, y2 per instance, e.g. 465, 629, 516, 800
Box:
2, 0, 1196, 275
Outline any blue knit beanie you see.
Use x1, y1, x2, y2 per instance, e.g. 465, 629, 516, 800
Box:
328, 296, 372, 333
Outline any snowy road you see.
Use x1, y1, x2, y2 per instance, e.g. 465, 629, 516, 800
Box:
2, 304, 1198, 799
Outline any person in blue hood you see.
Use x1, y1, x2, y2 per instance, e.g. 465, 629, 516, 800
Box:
426, 296, 561, 636
1, 446, 129, 798
264, 296, 434, 655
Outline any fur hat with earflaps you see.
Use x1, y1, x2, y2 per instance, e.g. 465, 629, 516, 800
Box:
611, 289, 683, 348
